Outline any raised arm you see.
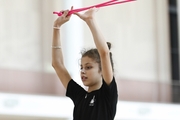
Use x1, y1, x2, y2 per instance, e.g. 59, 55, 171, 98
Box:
52, 10, 72, 89
74, 8, 113, 85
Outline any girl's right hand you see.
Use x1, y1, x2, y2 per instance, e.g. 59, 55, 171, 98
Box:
54, 7, 73, 27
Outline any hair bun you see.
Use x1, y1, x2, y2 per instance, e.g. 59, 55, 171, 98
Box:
107, 42, 111, 50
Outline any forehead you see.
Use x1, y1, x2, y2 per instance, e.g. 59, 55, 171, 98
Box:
81, 56, 96, 65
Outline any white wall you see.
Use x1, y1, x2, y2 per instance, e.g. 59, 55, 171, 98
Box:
82, 0, 170, 83
0, 0, 171, 82
0, 93, 179, 120
0, 0, 43, 71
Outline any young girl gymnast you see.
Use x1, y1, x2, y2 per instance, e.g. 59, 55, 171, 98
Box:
52, 7, 118, 120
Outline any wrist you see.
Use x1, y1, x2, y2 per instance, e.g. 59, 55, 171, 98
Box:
53, 21, 61, 28
52, 45, 61, 49
53, 26, 60, 30
86, 18, 96, 26
53, 23, 61, 30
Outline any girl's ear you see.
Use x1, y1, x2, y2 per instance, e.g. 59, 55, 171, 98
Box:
101, 73, 103, 78
99, 69, 102, 75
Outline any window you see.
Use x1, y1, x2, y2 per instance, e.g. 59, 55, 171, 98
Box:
169, 0, 180, 103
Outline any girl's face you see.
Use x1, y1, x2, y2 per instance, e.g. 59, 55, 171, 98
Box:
80, 56, 102, 88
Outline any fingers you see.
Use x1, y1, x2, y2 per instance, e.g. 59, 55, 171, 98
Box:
71, 6, 73, 10
73, 12, 81, 17
62, 6, 74, 18
63, 6, 73, 17
93, 7, 99, 12
90, 7, 99, 13
62, 10, 69, 17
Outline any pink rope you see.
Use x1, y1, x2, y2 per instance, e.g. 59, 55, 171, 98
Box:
53, 0, 136, 16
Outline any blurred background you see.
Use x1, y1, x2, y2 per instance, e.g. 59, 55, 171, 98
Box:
0, 0, 180, 120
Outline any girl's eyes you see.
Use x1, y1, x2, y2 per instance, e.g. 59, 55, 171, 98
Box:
85, 66, 92, 70
80, 66, 92, 70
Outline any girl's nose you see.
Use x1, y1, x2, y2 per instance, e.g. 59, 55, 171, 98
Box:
81, 69, 86, 73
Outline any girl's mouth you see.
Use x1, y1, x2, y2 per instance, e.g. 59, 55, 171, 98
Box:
82, 76, 88, 81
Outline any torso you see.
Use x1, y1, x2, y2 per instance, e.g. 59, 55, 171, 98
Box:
66, 78, 118, 120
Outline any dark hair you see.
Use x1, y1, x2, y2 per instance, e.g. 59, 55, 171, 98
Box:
81, 42, 114, 72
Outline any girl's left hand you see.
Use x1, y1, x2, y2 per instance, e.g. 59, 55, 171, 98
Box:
74, 7, 99, 22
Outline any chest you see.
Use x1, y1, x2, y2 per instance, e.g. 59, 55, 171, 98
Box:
73, 92, 109, 120
76, 92, 99, 110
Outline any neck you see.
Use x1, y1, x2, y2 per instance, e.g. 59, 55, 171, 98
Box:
87, 80, 102, 92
